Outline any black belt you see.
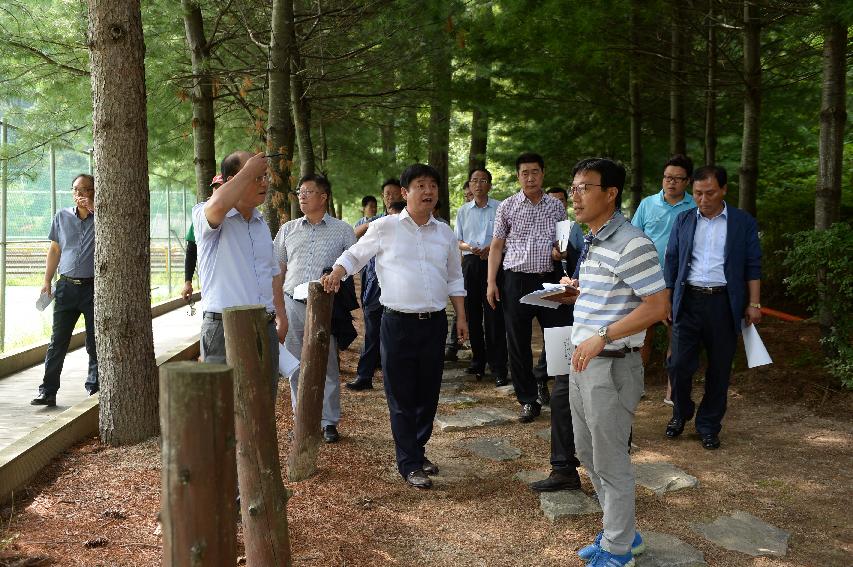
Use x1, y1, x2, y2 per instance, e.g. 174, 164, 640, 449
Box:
204, 311, 276, 322
60, 274, 94, 285
383, 307, 445, 320
285, 293, 307, 305
687, 284, 727, 295
597, 346, 642, 359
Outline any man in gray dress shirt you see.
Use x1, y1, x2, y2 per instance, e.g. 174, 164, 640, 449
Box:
274, 174, 356, 443
31, 174, 98, 407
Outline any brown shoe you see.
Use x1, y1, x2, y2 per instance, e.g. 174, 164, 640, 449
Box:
406, 469, 432, 489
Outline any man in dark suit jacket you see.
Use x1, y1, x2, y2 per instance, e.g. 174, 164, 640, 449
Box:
663, 165, 762, 450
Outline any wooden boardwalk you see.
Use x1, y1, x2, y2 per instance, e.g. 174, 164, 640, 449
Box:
0, 305, 202, 451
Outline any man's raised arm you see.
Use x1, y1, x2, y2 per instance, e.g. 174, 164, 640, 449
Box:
204, 152, 267, 227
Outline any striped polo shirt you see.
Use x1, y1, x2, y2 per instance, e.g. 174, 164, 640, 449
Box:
572, 213, 665, 348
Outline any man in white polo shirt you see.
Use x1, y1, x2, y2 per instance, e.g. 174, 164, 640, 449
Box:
193, 151, 287, 391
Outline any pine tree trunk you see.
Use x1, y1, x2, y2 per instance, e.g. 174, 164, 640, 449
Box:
267, 0, 296, 235
380, 121, 396, 170
739, 0, 761, 217
290, 46, 315, 179
629, 0, 643, 216
704, 0, 718, 165
815, 19, 846, 231
428, 27, 452, 221
181, 0, 216, 202
467, 66, 490, 172
87, 0, 159, 444
670, 1, 686, 156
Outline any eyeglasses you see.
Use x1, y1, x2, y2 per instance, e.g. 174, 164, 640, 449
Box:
469, 179, 490, 185
297, 189, 320, 197
663, 175, 689, 183
569, 183, 603, 196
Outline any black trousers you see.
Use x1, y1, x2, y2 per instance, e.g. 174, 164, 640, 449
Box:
668, 289, 737, 436
462, 255, 507, 377
355, 297, 383, 382
380, 310, 447, 477
549, 372, 581, 470
501, 270, 566, 406
41, 277, 98, 396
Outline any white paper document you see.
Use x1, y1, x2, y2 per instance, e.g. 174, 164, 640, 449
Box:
741, 320, 772, 368
544, 326, 574, 376
519, 283, 573, 309
278, 347, 300, 379
35, 286, 55, 311
292, 281, 316, 301
555, 220, 575, 253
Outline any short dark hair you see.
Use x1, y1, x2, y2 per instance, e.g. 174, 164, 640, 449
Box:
515, 152, 545, 172
299, 173, 331, 196
547, 187, 568, 199
664, 154, 694, 178
72, 173, 95, 190
693, 165, 727, 188
463, 180, 470, 189
381, 178, 401, 191
468, 167, 493, 183
571, 157, 627, 210
221, 152, 244, 180
387, 200, 407, 213
400, 163, 441, 187
361, 195, 377, 208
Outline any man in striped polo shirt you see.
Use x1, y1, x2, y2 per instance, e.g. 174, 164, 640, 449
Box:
563, 158, 668, 567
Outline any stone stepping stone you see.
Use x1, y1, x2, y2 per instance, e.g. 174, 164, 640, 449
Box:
634, 462, 698, 495
536, 428, 551, 442
693, 511, 790, 557
434, 407, 516, 432
513, 470, 548, 484
440, 381, 463, 393
495, 385, 515, 397
635, 532, 707, 567
462, 437, 521, 461
438, 393, 478, 405
539, 490, 600, 521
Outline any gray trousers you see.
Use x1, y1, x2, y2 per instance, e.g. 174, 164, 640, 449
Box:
284, 295, 341, 428
567, 350, 644, 555
200, 315, 280, 396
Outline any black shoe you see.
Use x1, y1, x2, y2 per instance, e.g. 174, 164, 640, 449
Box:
519, 403, 541, 423
406, 469, 432, 489
665, 417, 686, 438
345, 378, 373, 391
422, 457, 439, 476
529, 469, 581, 492
322, 425, 340, 443
494, 375, 509, 387
537, 381, 551, 406
86, 387, 99, 396
444, 348, 458, 362
31, 392, 56, 407
465, 366, 484, 380
701, 434, 721, 450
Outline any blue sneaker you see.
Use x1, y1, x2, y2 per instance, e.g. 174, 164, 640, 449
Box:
578, 531, 645, 561
586, 549, 635, 567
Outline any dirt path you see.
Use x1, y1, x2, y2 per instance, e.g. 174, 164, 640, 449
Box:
1, 318, 851, 566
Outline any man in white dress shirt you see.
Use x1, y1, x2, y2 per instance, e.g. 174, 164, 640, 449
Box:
193, 151, 287, 392
321, 164, 468, 489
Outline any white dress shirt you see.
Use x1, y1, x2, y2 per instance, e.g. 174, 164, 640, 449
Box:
193, 204, 280, 313
687, 203, 728, 287
334, 208, 466, 313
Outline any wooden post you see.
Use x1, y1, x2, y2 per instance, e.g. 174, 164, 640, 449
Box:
222, 305, 292, 567
287, 282, 334, 481
160, 361, 236, 567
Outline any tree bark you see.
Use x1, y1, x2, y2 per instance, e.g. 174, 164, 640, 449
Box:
267, 0, 297, 235
87, 0, 159, 444
181, 0, 216, 202
223, 306, 292, 567
467, 66, 490, 172
291, 48, 315, 179
739, 0, 761, 217
287, 282, 334, 482
815, 18, 847, 231
629, 0, 643, 216
704, 0, 718, 165
380, 120, 396, 170
428, 26, 452, 222
160, 361, 236, 567
670, 1, 686, 156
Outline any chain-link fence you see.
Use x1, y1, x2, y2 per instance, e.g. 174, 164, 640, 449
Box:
0, 118, 194, 353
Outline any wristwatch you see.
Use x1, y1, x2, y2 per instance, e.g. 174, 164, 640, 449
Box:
597, 326, 613, 345
749, 303, 761, 309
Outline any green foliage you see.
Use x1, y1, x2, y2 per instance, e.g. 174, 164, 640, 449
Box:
783, 223, 853, 388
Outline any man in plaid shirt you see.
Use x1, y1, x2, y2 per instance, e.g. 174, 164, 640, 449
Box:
487, 152, 575, 426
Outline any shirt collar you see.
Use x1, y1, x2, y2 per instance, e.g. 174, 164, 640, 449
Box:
298, 212, 331, 226
467, 198, 496, 210
696, 201, 728, 220
657, 189, 695, 207
591, 211, 627, 242
399, 206, 437, 227
226, 207, 263, 221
